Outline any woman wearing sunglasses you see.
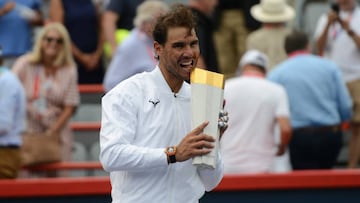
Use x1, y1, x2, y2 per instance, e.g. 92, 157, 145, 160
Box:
12, 22, 80, 177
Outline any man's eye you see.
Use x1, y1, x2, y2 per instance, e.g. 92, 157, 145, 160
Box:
190, 41, 199, 47
191, 43, 198, 47
173, 43, 184, 48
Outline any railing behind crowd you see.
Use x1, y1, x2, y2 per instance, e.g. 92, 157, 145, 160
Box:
1, 170, 360, 202
22, 84, 352, 175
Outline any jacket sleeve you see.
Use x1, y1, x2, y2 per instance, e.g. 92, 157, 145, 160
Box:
197, 150, 224, 191
99, 81, 168, 172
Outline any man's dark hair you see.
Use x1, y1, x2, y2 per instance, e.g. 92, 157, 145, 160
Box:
285, 30, 309, 54
153, 4, 196, 45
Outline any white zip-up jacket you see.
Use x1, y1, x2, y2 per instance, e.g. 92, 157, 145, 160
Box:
100, 66, 224, 203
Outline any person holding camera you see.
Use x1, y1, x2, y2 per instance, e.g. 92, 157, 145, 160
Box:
314, 0, 360, 168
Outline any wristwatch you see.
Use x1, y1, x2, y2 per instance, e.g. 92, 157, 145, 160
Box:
165, 146, 177, 164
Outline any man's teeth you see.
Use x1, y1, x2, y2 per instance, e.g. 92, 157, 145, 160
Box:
181, 61, 192, 66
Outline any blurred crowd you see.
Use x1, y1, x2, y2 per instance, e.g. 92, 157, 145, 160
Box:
1, 0, 360, 179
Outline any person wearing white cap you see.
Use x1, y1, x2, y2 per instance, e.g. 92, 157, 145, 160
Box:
220, 49, 292, 174
246, 0, 295, 70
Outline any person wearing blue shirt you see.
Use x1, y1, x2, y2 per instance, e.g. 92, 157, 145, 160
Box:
0, 50, 26, 179
103, 1, 169, 92
0, 0, 43, 68
268, 30, 352, 170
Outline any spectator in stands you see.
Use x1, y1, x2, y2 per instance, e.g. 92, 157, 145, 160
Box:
103, 0, 169, 92
314, 0, 360, 169
49, 0, 105, 84
188, 0, 219, 72
0, 47, 26, 179
221, 50, 291, 174
102, 0, 144, 57
100, 5, 224, 202
12, 23, 80, 175
269, 30, 352, 170
214, 0, 260, 79
246, 0, 295, 70
0, 0, 43, 69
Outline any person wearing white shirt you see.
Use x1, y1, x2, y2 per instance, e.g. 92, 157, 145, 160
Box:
100, 5, 224, 203
314, 0, 360, 168
221, 50, 292, 174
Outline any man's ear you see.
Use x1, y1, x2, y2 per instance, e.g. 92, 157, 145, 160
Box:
154, 41, 162, 59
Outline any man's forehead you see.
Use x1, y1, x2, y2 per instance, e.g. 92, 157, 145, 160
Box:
167, 27, 198, 42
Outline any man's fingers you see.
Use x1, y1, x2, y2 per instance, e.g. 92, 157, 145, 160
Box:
191, 121, 209, 134
192, 140, 214, 149
191, 134, 215, 143
192, 148, 212, 156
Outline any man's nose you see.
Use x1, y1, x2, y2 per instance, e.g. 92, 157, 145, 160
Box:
183, 45, 194, 57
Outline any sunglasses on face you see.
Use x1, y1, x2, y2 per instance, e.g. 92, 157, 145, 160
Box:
43, 36, 64, 45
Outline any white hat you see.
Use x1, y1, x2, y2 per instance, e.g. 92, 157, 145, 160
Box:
251, 0, 295, 23
239, 50, 269, 70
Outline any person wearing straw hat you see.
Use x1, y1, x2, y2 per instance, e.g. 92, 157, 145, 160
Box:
246, 0, 295, 70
